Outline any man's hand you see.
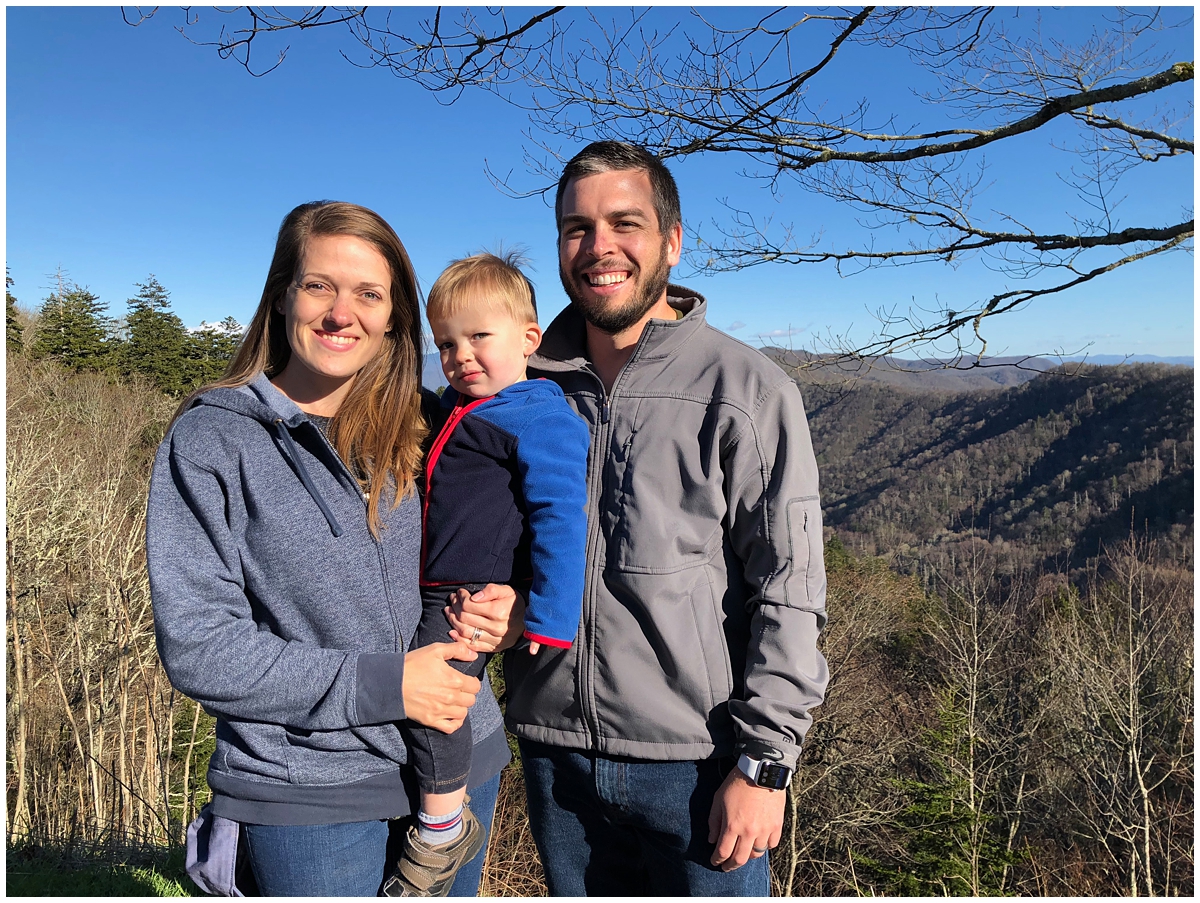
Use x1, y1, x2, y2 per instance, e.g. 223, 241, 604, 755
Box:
445, 583, 527, 653
707, 766, 786, 871
401, 641, 480, 733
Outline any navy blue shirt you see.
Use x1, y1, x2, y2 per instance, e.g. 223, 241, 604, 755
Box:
422, 379, 589, 647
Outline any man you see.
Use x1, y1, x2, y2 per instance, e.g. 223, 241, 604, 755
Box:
504, 141, 829, 895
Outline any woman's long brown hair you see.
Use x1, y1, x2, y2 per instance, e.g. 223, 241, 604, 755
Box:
174, 201, 427, 536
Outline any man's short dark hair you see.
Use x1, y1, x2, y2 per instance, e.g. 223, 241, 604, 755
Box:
555, 141, 682, 237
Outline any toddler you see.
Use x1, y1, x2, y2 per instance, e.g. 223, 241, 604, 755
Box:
384, 252, 588, 896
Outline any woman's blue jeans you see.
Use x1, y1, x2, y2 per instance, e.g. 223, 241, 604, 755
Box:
518, 738, 769, 896
242, 772, 500, 896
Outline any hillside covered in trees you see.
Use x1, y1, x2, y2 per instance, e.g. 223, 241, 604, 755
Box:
790, 362, 1193, 577
778, 360, 1195, 896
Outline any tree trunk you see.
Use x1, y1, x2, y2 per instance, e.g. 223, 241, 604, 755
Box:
7, 556, 31, 841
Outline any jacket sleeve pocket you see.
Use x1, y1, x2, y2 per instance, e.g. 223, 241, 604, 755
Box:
786, 495, 827, 609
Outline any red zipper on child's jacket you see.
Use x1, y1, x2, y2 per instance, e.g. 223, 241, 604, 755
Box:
419, 396, 488, 586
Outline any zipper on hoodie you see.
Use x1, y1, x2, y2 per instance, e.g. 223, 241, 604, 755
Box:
295, 417, 407, 655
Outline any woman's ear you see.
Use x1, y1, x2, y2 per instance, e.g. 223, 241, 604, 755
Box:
523, 322, 543, 358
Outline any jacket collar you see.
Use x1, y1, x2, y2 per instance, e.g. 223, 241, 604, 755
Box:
532, 284, 708, 374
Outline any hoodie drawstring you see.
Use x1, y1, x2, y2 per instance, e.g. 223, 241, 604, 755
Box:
271, 419, 345, 537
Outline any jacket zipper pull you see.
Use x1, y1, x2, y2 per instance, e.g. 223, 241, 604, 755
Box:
601, 398, 610, 424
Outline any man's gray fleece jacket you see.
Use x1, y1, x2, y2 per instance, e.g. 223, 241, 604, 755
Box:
510, 287, 829, 770
147, 374, 507, 826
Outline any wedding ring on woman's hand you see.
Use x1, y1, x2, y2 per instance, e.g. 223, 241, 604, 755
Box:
752, 846, 768, 854
471, 627, 483, 643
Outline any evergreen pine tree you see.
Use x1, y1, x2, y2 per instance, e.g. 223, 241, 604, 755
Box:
6, 270, 23, 353
186, 315, 243, 386
856, 696, 1018, 896
30, 280, 114, 370
123, 276, 191, 394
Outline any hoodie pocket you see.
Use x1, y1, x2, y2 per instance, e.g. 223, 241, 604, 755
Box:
282, 725, 399, 786
214, 720, 291, 783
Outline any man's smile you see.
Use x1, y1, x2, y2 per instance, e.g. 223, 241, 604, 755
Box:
586, 271, 630, 287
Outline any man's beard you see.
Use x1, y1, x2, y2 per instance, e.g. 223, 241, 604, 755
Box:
560, 239, 672, 335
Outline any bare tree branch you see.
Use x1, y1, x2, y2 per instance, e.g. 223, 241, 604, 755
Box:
757, 63, 1193, 170
823, 232, 1192, 365
699, 218, 1194, 268
1073, 111, 1195, 154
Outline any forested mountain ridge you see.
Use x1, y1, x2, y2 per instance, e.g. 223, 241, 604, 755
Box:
797, 363, 1193, 573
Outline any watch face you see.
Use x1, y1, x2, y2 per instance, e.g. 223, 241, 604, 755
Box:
757, 762, 791, 790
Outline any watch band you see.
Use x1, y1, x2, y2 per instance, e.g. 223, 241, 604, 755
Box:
737, 753, 793, 790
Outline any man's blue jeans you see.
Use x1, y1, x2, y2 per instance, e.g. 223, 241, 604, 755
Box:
242, 771, 500, 896
519, 738, 770, 896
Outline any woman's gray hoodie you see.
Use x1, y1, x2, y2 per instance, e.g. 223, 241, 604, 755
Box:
147, 374, 507, 826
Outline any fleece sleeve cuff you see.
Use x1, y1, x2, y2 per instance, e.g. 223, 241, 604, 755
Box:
355, 653, 407, 724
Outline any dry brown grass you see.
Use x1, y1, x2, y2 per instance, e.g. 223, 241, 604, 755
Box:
479, 761, 547, 896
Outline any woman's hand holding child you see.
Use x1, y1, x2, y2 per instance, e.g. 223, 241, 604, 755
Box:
402, 642, 481, 734
445, 583, 527, 653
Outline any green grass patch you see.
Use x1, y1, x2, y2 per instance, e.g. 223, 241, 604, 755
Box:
6, 837, 199, 897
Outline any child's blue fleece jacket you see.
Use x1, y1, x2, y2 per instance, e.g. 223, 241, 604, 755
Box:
423, 379, 589, 647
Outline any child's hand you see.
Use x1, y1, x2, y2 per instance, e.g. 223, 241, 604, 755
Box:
529, 641, 541, 655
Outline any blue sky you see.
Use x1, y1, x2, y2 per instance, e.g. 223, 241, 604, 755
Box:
6, 6, 1194, 359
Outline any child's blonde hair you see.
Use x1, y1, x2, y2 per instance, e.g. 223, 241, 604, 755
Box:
426, 250, 538, 325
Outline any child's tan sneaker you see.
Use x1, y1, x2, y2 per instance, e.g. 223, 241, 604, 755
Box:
381, 805, 484, 897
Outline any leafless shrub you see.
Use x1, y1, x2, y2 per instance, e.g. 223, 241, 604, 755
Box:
1034, 534, 1194, 896
5, 354, 205, 845
774, 548, 927, 895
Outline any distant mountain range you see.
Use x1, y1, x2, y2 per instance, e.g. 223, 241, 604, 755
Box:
1061, 354, 1194, 366
422, 352, 447, 390
425, 348, 1193, 393
762, 348, 1192, 393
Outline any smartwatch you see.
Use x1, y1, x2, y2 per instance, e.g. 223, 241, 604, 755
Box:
737, 753, 793, 790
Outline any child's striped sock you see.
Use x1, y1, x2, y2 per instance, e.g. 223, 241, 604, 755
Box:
417, 804, 464, 847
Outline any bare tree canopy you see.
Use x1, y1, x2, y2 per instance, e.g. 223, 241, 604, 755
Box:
124, 6, 1193, 365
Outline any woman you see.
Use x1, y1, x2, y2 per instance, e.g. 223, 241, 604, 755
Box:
148, 201, 519, 896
